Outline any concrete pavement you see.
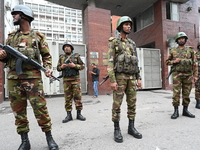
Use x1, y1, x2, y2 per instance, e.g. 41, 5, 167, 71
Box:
0, 89, 200, 150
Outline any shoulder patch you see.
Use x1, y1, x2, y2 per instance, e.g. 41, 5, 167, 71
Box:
8, 30, 17, 36
187, 46, 194, 49
128, 38, 134, 43
59, 54, 65, 58
34, 31, 45, 39
108, 37, 116, 41
73, 53, 80, 57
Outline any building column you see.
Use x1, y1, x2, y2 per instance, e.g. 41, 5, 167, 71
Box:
83, 6, 112, 95
0, 0, 5, 103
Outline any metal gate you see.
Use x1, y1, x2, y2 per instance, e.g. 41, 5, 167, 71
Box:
137, 48, 162, 89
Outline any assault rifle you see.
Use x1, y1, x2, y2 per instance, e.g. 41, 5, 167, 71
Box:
165, 65, 176, 84
99, 75, 109, 85
0, 44, 60, 81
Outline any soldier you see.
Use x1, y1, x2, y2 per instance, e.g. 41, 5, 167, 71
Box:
107, 16, 142, 143
166, 32, 198, 119
195, 42, 200, 109
57, 41, 86, 123
0, 5, 58, 150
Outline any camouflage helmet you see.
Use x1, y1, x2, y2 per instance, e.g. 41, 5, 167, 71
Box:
116, 16, 133, 32
175, 32, 188, 42
11, 5, 34, 22
197, 42, 200, 49
62, 41, 74, 51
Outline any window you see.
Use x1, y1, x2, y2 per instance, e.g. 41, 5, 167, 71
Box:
166, 2, 179, 21
72, 35, 76, 40
66, 34, 71, 39
78, 19, 82, 24
59, 34, 64, 38
78, 28, 82, 32
47, 33, 52, 37
32, 4, 38, 10
134, 6, 154, 31
72, 19, 76, 24
46, 6, 51, 13
72, 27, 76, 32
66, 27, 70, 31
65, 18, 71, 23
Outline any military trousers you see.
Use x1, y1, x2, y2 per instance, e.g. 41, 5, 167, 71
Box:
112, 78, 137, 122
63, 80, 83, 111
8, 78, 52, 134
172, 73, 192, 106
195, 74, 200, 100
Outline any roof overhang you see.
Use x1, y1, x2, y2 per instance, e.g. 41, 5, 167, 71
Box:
46, 0, 190, 17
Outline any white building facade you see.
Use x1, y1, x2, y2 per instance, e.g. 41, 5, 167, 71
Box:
24, 0, 83, 44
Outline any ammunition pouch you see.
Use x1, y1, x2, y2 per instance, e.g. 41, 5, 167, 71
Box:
174, 59, 193, 72
114, 53, 138, 74
62, 67, 79, 77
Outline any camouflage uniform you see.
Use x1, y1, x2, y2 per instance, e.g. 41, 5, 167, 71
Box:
57, 53, 85, 111
2, 30, 53, 134
107, 36, 141, 122
195, 50, 200, 100
166, 46, 198, 106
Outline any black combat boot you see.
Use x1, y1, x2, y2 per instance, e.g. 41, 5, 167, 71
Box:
182, 106, 195, 118
171, 106, 179, 119
62, 111, 73, 123
76, 110, 86, 121
195, 99, 200, 109
128, 119, 142, 139
114, 122, 123, 143
45, 130, 59, 150
18, 132, 31, 150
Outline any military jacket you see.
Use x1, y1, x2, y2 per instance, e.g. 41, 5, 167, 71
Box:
166, 46, 198, 77
57, 53, 85, 81
107, 36, 141, 83
196, 50, 200, 74
3, 30, 52, 79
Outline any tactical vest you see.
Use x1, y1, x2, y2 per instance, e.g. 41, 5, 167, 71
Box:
61, 53, 79, 77
114, 53, 138, 74
173, 47, 193, 73
6, 30, 41, 70
113, 38, 138, 74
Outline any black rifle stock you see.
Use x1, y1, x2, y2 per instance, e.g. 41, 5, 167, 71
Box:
0, 44, 60, 81
99, 75, 109, 85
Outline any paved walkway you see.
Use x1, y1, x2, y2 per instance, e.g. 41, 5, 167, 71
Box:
0, 89, 199, 150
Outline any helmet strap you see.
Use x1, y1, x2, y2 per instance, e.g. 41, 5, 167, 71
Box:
65, 52, 72, 55
14, 13, 31, 26
122, 29, 130, 34
21, 16, 31, 23
177, 40, 186, 46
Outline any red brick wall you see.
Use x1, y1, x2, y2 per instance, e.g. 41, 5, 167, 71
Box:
111, 15, 120, 37
0, 0, 5, 103
84, 6, 112, 95
130, 0, 200, 90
